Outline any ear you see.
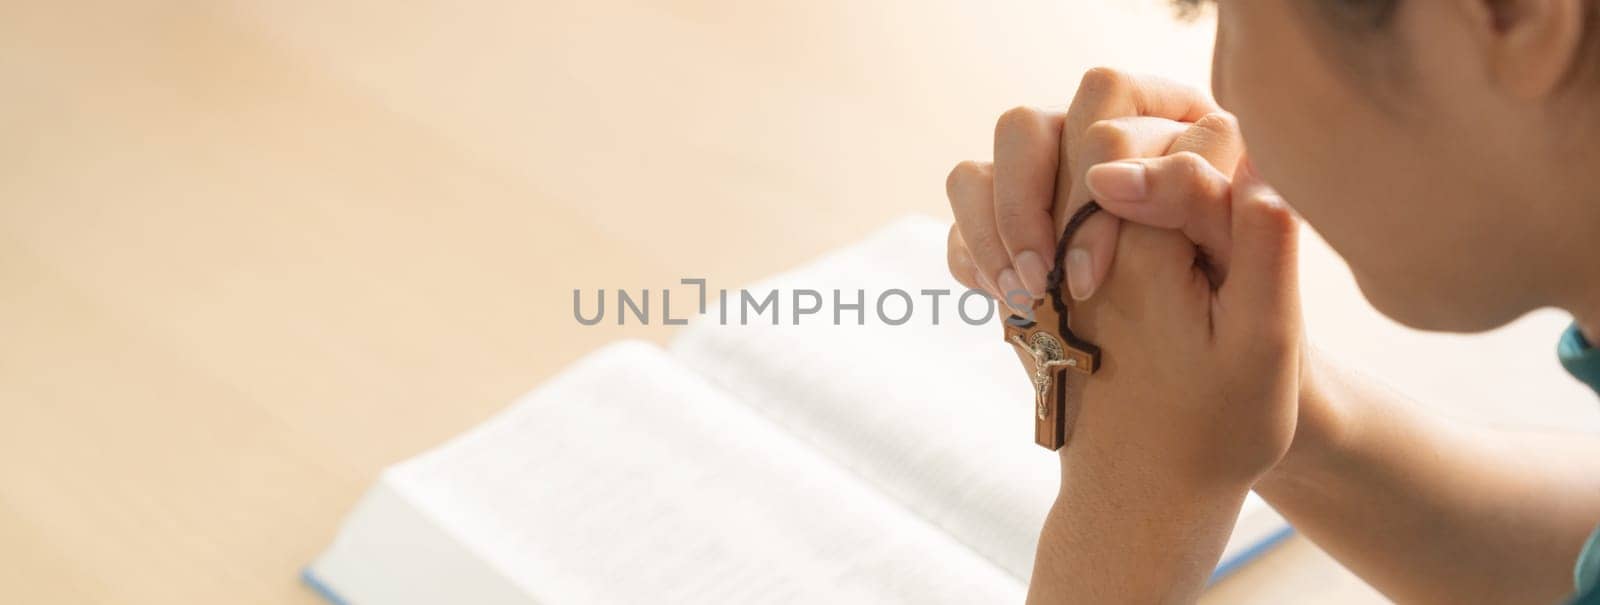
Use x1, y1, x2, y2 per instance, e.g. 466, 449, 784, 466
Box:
1469, 0, 1586, 99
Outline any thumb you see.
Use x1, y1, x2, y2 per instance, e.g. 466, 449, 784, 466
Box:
1217, 157, 1301, 342
1088, 151, 1234, 279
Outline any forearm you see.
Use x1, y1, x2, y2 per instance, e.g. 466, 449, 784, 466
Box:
1028, 443, 1252, 604
1258, 350, 1600, 603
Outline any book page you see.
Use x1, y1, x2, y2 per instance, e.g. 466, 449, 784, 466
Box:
670, 216, 1284, 581
331, 341, 1024, 604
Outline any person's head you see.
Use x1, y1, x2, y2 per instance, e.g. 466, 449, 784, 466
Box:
1182, 0, 1600, 333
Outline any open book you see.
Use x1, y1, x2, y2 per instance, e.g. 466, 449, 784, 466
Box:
305, 216, 1292, 604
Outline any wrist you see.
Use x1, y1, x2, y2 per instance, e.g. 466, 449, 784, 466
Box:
1059, 430, 1262, 502
1260, 345, 1356, 489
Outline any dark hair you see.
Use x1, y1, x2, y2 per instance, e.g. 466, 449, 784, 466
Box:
1171, 0, 1398, 28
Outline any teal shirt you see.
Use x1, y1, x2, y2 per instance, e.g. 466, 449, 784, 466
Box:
1563, 325, 1600, 396
1564, 324, 1600, 604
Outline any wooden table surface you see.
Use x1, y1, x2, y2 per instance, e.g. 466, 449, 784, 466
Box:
14, 1, 1596, 602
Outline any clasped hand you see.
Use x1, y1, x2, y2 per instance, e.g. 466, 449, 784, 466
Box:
946, 68, 1303, 490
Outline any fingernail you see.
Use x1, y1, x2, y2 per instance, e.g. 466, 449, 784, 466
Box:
1087, 161, 1148, 202
1066, 248, 1095, 301
998, 268, 1030, 313
1013, 251, 1049, 299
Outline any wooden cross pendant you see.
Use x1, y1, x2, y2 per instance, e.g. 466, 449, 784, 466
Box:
1003, 298, 1099, 451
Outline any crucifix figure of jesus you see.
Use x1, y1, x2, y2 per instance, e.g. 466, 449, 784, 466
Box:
1001, 201, 1104, 451
1009, 333, 1080, 420
1002, 298, 1099, 451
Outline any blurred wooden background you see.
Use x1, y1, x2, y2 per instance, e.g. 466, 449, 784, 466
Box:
4, 1, 1595, 602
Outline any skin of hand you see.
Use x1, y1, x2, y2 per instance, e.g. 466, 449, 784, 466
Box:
1068, 159, 1302, 488
945, 68, 1235, 315
943, 67, 1342, 469
939, 77, 1324, 602
1024, 160, 1303, 604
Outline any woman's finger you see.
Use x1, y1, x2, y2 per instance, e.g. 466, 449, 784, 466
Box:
1061, 68, 1221, 151
992, 105, 1067, 299
946, 224, 987, 294
946, 160, 1016, 309
1087, 151, 1235, 280
1055, 68, 1219, 301
1056, 115, 1192, 300
1216, 159, 1301, 347
1168, 112, 1245, 177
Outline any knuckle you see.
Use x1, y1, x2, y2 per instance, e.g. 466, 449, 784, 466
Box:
1234, 186, 1299, 241
1083, 119, 1129, 146
995, 105, 1045, 138
1249, 195, 1299, 233
1192, 111, 1240, 137
945, 160, 989, 198
1166, 152, 1228, 199
1078, 67, 1129, 98
1170, 151, 1210, 181
1081, 119, 1132, 160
